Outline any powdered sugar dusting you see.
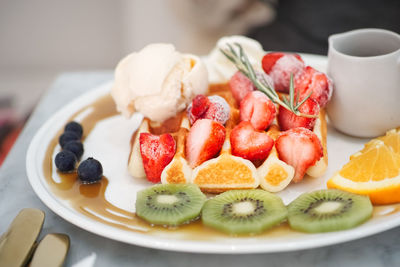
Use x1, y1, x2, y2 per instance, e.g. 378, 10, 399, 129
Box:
298, 67, 333, 108
186, 95, 230, 125
205, 95, 231, 125
269, 55, 304, 92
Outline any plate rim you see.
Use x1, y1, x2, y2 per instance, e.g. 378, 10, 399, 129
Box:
26, 55, 400, 254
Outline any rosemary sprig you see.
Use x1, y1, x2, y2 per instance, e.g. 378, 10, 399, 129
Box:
220, 43, 316, 118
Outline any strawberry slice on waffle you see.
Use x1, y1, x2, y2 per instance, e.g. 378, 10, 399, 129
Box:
275, 127, 323, 182
278, 97, 320, 131
139, 133, 176, 183
186, 119, 226, 168
230, 121, 274, 162
240, 91, 276, 131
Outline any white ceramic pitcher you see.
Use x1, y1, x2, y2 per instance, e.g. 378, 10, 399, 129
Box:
326, 28, 400, 138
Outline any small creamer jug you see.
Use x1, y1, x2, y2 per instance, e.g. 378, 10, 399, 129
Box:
326, 28, 400, 137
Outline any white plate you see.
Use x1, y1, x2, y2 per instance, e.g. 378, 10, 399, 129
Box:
26, 54, 400, 254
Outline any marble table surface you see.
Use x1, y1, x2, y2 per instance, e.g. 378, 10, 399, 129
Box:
1, 72, 400, 267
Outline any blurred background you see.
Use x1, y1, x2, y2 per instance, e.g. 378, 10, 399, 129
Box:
0, 0, 399, 165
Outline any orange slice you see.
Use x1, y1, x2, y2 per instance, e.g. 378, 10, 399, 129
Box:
363, 128, 400, 154
327, 139, 400, 204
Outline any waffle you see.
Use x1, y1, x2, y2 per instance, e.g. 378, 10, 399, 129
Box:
128, 83, 328, 193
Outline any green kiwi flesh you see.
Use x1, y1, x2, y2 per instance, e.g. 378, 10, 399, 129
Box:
135, 184, 206, 226
288, 189, 373, 233
201, 189, 287, 234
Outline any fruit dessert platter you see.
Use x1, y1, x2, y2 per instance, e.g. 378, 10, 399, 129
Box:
125, 41, 330, 193
113, 36, 364, 232
28, 36, 400, 252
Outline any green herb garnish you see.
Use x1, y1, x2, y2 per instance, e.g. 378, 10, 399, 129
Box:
220, 43, 315, 118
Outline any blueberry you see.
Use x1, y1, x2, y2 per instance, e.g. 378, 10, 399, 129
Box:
59, 131, 80, 148
77, 157, 103, 184
64, 121, 83, 139
55, 150, 77, 172
63, 140, 84, 160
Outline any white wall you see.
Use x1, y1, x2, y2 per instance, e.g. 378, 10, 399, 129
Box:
0, 0, 186, 115
121, 0, 187, 54
0, 0, 123, 71
0, 0, 268, 115
0, 0, 194, 72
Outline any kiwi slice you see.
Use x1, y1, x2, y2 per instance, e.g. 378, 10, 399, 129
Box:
201, 189, 287, 234
288, 189, 373, 233
135, 184, 206, 226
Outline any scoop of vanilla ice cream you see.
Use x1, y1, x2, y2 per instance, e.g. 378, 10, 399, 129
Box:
111, 43, 208, 122
205, 36, 265, 83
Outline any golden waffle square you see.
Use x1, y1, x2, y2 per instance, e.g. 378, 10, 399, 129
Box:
128, 83, 328, 193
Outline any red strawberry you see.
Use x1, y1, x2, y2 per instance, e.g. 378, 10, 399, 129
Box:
278, 97, 320, 131
187, 95, 230, 125
186, 119, 226, 168
240, 91, 276, 131
139, 133, 176, 183
230, 121, 274, 162
187, 95, 209, 125
203, 95, 230, 125
261, 52, 285, 73
228, 71, 255, 104
191, 95, 210, 117
294, 66, 333, 108
262, 52, 304, 93
275, 127, 323, 182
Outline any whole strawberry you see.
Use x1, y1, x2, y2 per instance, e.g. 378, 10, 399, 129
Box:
262, 52, 305, 93
228, 71, 255, 104
294, 66, 333, 108
189, 94, 210, 122
187, 95, 230, 125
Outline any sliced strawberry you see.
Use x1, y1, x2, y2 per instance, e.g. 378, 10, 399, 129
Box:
228, 71, 255, 104
294, 66, 333, 108
186, 119, 226, 168
187, 95, 230, 125
278, 97, 320, 131
240, 91, 276, 131
275, 127, 323, 182
262, 52, 305, 93
139, 133, 176, 183
230, 121, 274, 162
